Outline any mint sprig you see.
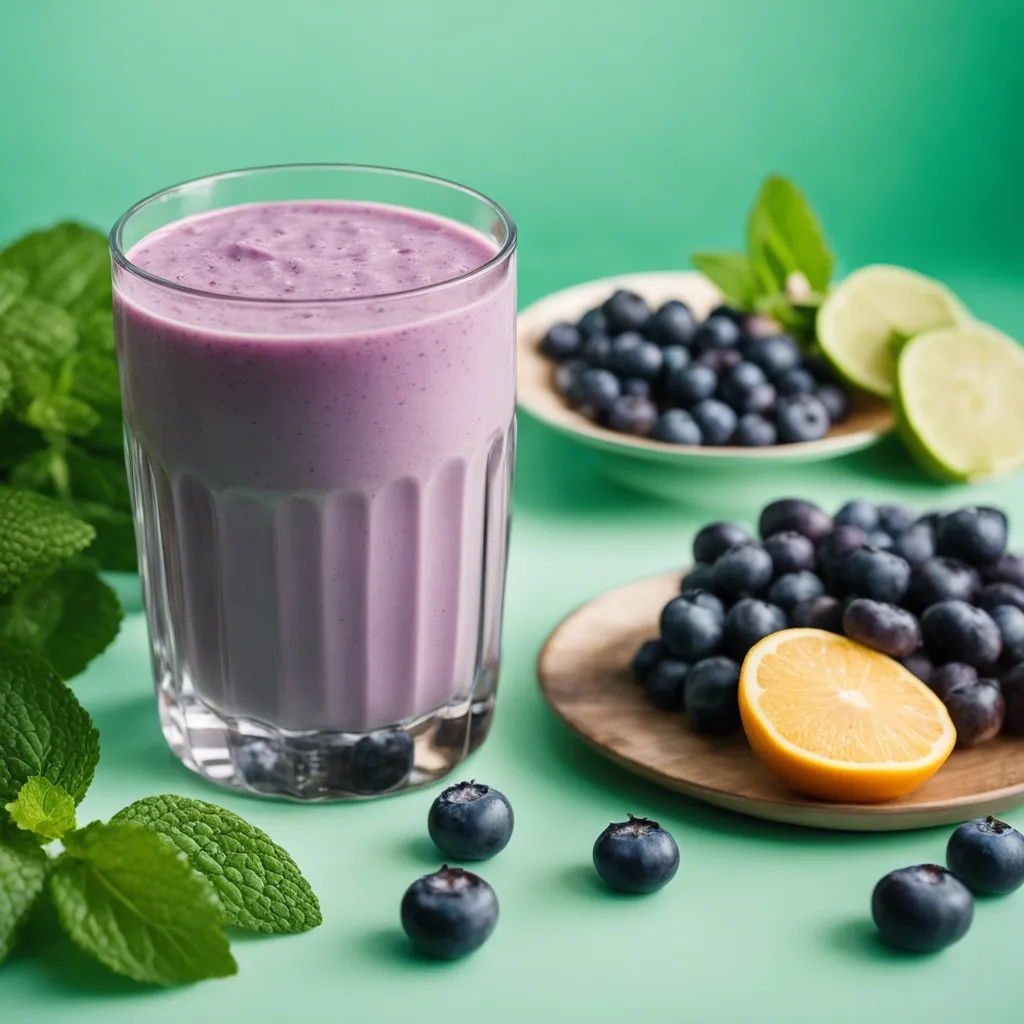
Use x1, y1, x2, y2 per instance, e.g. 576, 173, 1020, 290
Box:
5, 776, 77, 840
691, 174, 834, 344
0, 819, 48, 961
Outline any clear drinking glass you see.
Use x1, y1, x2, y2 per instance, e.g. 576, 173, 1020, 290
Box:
110, 165, 517, 800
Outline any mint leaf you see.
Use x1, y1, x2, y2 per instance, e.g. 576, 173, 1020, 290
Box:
0, 296, 78, 406
71, 502, 137, 573
746, 175, 833, 293
5, 776, 76, 840
690, 252, 760, 310
112, 795, 322, 934
0, 644, 99, 803
0, 269, 28, 318
24, 394, 100, 439
0, 223, 110, 312
0, 821, 48, 963
50, 821, 237, 986
0, 486, 94, 596
0, 569, 123, 679
0, 361, 12, 417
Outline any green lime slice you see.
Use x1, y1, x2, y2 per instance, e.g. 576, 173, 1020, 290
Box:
895, 323, 1024, 482
817, 265, 970, 397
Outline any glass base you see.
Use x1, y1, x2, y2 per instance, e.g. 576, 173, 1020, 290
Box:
157, 672, 496, 801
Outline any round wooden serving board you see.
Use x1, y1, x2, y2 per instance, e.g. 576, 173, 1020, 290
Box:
538, 572, 1024, 831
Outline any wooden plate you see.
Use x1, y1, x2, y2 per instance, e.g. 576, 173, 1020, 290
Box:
538, 571, 1024, 831
518, 271, 894, 467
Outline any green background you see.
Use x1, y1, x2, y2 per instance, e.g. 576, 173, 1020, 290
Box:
4, 1, 1024, 1020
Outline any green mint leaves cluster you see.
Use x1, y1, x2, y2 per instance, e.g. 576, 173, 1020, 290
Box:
0, 648, 322, 985
691, 174, 834, 344
0, 223, 136, 574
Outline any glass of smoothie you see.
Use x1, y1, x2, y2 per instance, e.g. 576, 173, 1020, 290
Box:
110, 165, 516, 800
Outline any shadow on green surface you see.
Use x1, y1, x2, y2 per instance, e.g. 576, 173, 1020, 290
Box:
399, 835, 444, 868
356, 927, 463, 969
823, 920, 906, 964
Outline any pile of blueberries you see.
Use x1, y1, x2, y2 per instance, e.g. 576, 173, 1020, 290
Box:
539, 289, 852, 446
632, 497, 1024, 745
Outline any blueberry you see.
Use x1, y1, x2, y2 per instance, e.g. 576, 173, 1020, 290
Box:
608, 332, 664, 381
677, 589, 726, 624
723, 598, 787, 658
840, 547, 911, 603
659, 345, 691, 380
602, 289, 650, 334
718, 361, 768, 410
746, 334, 801, 378
936, 507, 1008, 567
693, 521, 752, 564
607, 395, 659, 436
707, 304, 746, 326
871, 865, 974, 953
581, 333, 612, 368
400, 866, 498, 959
351, 730, 414, 794
900, 651, 935, 685
1001, 664, 1024, 735
645, 300, 698, 347
816, 384, 851, 423
843, 599, 922, 658
877, 504, 918, 538
981, 582, 1024, 615
946, 817, 1024, 895
867, 530, 894, 551
893, 523, 936, 567
943, 677, 1005, 747
983, 553, 1024, 589
553, 358, 588, 401
592, 814, 679, 894
921, 601, 1002, 668
659, 595, 724, 660
929, 662, 979, 701
684, 657, 742, 734
712, 544, 774, 599
539, 322, 582, 361
835, 500, 879, 533
577, 307, 608, 339
680, 563, 716, 592
428, 781, 514, 861
776, 394, 831, 443
790, 594, 844, 633
990, 604, 1024, 654
817, 526, 869, 590
576, 368, 621, 419
691, 399, 737, 445
908, 557, 983, 608
763, 531, 817, 576
760, 499, 834, 544
697, 348, 743, 373
651, 409, 703, 446
775, 367, 817, 396
631, 639, 665, 685
733, 413, 778, 446
915, 511, 946, 533
621, 378, 652, 399
768, 571, 825, 613
643, 658, 690, 710
693, 315, 742, 353
665, 364, 718, 407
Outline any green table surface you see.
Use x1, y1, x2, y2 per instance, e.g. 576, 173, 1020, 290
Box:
4, 1, 1024, 1020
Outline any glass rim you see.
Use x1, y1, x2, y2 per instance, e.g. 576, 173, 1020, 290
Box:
109, 162, 517, 306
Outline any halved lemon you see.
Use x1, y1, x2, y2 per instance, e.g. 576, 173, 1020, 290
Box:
739, 629, 955, 803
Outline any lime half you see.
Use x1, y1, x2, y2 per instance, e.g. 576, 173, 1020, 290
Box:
817, 265, 970, 397
895, 324, 1024, 482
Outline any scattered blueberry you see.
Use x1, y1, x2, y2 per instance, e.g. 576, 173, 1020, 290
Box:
554, 359, 588, 401
980, 582, 1024, 616
718, 361, 768, 409
691, 399, 737, 445
936, 507, 1008, 567
693, 314, 742, 353
840, 547, 911, 603
592, 814, 679, 894
680, 562, 716, 592
685, 657, 742, 734
943, 677, 1005, 748
733, 412, 778, 446
660, 595, 724, 660
350, 730, 415, 794
746, 334, 801, 378
790, 594, 844, 633
539, 322, 582, 361
983, 553, 1024, 589
659, 345, 691, 379
776, 393, 831, 443
428, 781, 514, 861
867, 530, 894, 551
817, 526, 869, 588
768, 571, 826, 613
893, 523, 936, 567
644, 658, 690, 710
651, 409, 703, 446
763, 530, 817, 576
908, 557, 983, 608
576, 368, 622, 419
775, 367, 817, 396
400, 866, 499, 959
646, 300, 698, 347
835, 500, 879, 534
900, 651, 935, 685
921, 601, 1002, 668
697, 348, 743, 373
760, 499, 834, 545
990, 604, 1024, 653
816, 384, 850, 423
608, 332, 664, 381
621, 378, 653, 398
843, 599, 922, 658
693, 521, 751, 564
677, 589, 726, 624
665, 364, 718, 407
607, 395, 658, 436
929, 662, 979, 702
581, 333, 612, 368
1000, 664, 1024, 735
631, 639, 665, 685
576, 307, 607, 338
871, 865, 974, 953
947, 816, 1024, 895
877, 504, 918, 538
723, 598, 787, 659
603, 289, 650, 334
712, 544, 774, 599
707, 304, 746, 326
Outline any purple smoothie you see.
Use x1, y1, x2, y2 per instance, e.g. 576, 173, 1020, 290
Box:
114, 200, 516, 734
